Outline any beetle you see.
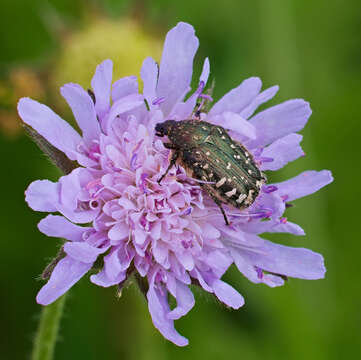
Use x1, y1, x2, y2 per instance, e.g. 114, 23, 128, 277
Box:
155, 119, 266, 225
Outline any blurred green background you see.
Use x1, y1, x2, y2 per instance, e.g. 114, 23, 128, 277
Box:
1, 0, 360, 359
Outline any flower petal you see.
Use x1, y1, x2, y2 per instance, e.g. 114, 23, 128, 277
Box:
275, 170, 333, 201
58, 168, 99, 224
240, 85, 279, 119
103, 94, 144, 133
230, 249, 285, 288
141, 57, 158, 106
60, 83, 101, 144
18, 98, 81, 160
38, 215, 89, 241
209, 77, 262, 116
25, 180, 59, 212
232, 234, 326, 280
108, 222, 129, 242
157, 22, 199, 115
91, 59, 113, 118
64, 242, 108, 263
209, 111, 257, 140
147, 284, 188, 346
167, 281, 195, 320
36, 256, 92, 305
260, 133, 304, 171
90, 268, 126, 287
200, 57, 210, 84
212, 279, 245, 309
112, 76, 138, 102
247, 99, 311, 148
104, 249, 122, 280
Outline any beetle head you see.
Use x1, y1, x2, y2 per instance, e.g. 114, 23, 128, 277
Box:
155, 120, 177, 137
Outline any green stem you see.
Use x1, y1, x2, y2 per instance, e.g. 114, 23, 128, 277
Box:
31, 294, 67, 360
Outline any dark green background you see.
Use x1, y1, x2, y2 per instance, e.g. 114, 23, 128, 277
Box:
1, 0, 360, 359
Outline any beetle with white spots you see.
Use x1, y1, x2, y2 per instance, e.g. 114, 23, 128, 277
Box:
155, 119, 266, 225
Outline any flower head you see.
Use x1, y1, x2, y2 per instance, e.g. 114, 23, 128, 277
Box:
19, 22, 333, 346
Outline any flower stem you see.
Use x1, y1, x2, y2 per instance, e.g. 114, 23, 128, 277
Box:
31, 294, 67, 360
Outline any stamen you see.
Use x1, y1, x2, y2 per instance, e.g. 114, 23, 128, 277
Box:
255, 266, 264, 279
263, 185, 278, 193
199, 94, 213, 102
258, 157, 274, 163
152, 97, 166, 105
130, 153, 138, 170
140, 173, 149, 194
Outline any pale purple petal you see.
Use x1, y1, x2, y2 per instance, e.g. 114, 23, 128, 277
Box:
157, 22, 199, 115
108, 223, 129, 242
36, 256, 92, 305
141, 57, 158, 106
205, 250, 232, 277
91, 59, 113, 118
112, 76, 138, 102
58, 168, 99, 224
64, 242, 108, 263
209, 77, 262, 116
147, 284, 188, 346
212, 279, 245, 309
269, 221, 305, 236
90, 268, 126, 287
167, 281, 195, 320
25, 180, 59, 212
209, 112, 257, 140
240, 219, 305, 236
247, 99, 311, 148
60, 83, 101, 144
104, 249, 122, 280
103, 94, 144, 133
232, 234, 325, 279
275, 170, 334, 201
18, 98, 81, 160
240, 85, 279, 119
260, 133, 304, 171
38, 215, 89, 241
199, 57, 210, 84
230, 249, 285, 288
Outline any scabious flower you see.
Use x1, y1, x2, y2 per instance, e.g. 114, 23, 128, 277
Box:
19, 22, 333, 346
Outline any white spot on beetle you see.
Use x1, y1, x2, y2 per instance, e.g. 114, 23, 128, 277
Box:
230, 144, 236, 149
206, 151, 210, 156
248, 169, 252, 174
225, 188, 237, 197
226, 162, 231, 169
203, 164, 209, 169
216, 177, 226, 187
236, 194, 247, 203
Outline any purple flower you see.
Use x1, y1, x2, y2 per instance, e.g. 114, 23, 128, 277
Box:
18, 22, 333, 346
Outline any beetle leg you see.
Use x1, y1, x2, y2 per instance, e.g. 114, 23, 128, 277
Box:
158, 150, 180, 184
163, 142, 178, 150
209, 195, 230, 226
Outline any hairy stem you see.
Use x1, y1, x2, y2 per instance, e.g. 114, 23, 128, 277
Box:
31, 295, 67, 360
